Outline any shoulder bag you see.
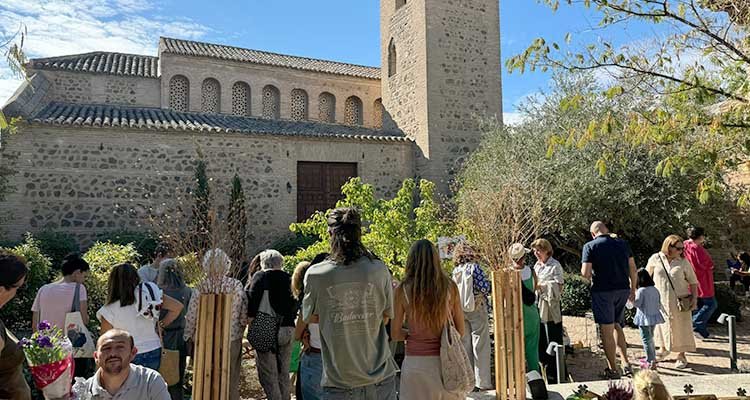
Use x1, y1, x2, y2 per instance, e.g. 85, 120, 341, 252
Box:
658, 255, 693, 312
64, 283, 96, 358
440, 297, 474, 394
247, 273, 282, 353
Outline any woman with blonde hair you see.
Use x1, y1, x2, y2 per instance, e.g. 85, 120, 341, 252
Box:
646, 235, 699, 369
393, 239, 466, 399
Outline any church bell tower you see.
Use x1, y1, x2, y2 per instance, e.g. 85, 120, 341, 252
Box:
380, 0, 503, 194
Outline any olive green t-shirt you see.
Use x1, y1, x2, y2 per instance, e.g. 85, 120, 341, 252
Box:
303, 256, 398, 389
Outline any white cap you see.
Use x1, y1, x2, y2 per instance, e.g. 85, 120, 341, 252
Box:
508, 243, 531, 261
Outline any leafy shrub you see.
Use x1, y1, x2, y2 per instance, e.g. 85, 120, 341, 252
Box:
34, 231, 80, 272
713, 282, 742, 322
286, 178, 451, 278
0, 234, 52, 332
561, 273, 591, 317
176, 252, 204, 287
271, 233, 318, 256
82, 242, 140, 329
96, 230, 157, 264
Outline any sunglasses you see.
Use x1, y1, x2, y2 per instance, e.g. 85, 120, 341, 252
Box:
670, 244, 685, 251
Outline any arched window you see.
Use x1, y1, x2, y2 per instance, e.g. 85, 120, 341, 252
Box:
373, 98, 383, 129
262, 85, 280, 119
231, 82, 251, 116
169, 75, 189, 112
290, 89, 309, 121
318, 92, 336, 123
396, 0, 406, 10
345, 96, 363, 126
201, 78, 220, 113
388, 39, 397, 77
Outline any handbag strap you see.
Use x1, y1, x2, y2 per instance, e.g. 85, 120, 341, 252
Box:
70, 283, 81, 312
658, 254, 685, 299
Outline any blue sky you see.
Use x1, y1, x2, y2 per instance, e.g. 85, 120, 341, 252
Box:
0, 0, 660, 121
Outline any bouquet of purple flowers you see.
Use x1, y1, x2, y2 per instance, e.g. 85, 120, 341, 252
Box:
21, 321, 74, 399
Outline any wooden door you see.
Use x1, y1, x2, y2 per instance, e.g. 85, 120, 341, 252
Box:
297, 162, 357, 221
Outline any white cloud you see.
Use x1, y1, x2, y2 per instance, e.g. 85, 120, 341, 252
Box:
503, 112, 525, 126
0, 0, 211, 104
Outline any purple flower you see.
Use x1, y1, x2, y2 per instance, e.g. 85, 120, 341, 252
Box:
35, 335, 53, 348
38, 320, 52, 331
19, 338, 31, 348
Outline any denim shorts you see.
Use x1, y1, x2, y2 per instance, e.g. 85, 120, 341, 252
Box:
132, 347, 161, 371
591, 289, 630, 325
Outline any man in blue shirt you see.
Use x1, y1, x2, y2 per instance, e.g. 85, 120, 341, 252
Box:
581, 221, 637, 379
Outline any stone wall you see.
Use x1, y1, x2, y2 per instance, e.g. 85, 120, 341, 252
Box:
159, 54, 382, 128
0, 125, 413, 251
424, 0, 502, 184
380, 0, 502, 194
31, 70, 161, 107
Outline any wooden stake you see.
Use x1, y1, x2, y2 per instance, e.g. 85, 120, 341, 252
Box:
492, 271, 506, 400
221, 294, 233, 400
212, 295, 222, 400
203, 295, 215, 400
193, 295, 206, 400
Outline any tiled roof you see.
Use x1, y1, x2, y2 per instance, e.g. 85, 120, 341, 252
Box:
30, 102, 408, 142
160, 37, 381, 80
29, 52, 159, 78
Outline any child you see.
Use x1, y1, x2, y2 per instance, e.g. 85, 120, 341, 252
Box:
633, 268, 665, 369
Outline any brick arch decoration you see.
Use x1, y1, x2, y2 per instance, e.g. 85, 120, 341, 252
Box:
201, 78, 221, 113
262, 85, 281, 119
169, 75, 189, 112
232, 81, 251, 116
290, 88, 309, 121
318, 92, 336, 123
345, 95, 363, 126
373, 98, 383, 129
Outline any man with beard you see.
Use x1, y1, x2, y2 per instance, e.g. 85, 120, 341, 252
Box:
82, 329, 169, 400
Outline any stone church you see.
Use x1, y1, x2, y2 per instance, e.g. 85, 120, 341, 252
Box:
0, 0, 502, 249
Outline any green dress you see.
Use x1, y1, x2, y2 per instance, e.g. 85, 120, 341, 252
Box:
521, 266, 540, 372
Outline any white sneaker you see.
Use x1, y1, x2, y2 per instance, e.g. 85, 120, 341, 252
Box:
675, 359, 688, 369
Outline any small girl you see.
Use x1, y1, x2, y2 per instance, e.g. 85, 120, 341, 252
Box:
633, 268, 665, 369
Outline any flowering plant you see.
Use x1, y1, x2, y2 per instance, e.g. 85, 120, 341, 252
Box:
21, 321, 74, 399
21, 321, 71, 366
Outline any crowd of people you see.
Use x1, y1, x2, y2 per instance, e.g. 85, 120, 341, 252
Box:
0, 209, 734, 400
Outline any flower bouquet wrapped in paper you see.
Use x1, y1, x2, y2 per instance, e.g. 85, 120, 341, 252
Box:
21, 320, 74, 399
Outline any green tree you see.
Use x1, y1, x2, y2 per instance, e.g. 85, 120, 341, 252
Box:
192, 158, 211, 251
227, 174, 247, 263
507, 0, 750, 204
459, 72, 740, 265
286, 178, 451, 278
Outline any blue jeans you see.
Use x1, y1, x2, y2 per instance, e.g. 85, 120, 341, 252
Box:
639, 326, 656, 363
692, 297, 718, 338
323, 374, 397, 400
300, 352, 323, 400
132, 347, 161, 371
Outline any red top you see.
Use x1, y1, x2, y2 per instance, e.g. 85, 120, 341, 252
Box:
405, 314, 441, 356
683, 239, 715, 298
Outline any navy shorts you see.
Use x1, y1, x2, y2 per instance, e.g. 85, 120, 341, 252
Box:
591, 289, 630, 325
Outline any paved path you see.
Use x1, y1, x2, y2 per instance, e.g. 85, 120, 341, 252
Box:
466, 373, 750, 399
